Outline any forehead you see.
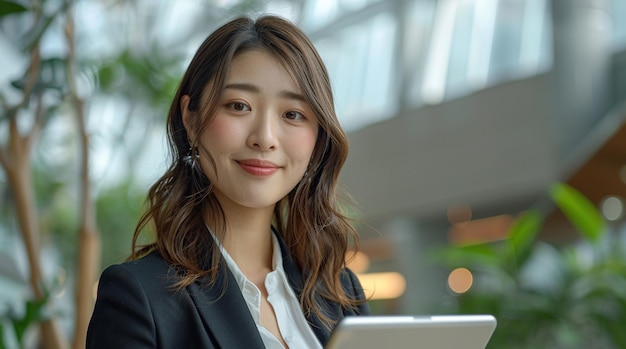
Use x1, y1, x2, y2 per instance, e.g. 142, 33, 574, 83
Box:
196, 48, 312, 113
226, 49, 302, 92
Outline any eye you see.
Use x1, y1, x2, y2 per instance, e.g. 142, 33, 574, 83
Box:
284, 111, 305, 120
226, 102, 251, 112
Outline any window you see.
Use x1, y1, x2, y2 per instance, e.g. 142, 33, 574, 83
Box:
489, 0, 551, 83
314, 12, 397, 131
419, 0, 552, 105
611, 0, 626, 49
302, 0, 553, 130
302, 0, 381, 30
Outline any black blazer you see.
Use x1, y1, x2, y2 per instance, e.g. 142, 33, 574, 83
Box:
86, 238, 370, 349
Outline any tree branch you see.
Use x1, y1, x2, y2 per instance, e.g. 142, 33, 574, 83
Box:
64, 2, 101, 349
26, 92, 45, 150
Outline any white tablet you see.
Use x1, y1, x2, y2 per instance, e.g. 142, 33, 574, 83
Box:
326, 314, 497, 349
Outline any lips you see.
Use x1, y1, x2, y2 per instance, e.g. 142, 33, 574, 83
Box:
236, 159, 280, 176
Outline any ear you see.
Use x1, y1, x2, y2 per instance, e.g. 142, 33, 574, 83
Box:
180, 95, 195, 142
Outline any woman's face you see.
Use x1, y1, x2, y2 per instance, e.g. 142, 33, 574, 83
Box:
182, 50, 319, 213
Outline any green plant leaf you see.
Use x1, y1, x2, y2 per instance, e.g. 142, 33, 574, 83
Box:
11, 57, 67, 93
549, 182, 605, 243
506, 209, 544, 258
503, 209, 544, 277
596, 301, 626, 347
0, 321, 5, 349
11, 298, 48, 345
0, 1, 28, 17
432, 243, 500, 269
21, 12, 56, 52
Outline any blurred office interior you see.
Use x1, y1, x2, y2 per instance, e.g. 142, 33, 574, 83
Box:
289, 0, 626, 315
1, 0, 626, 346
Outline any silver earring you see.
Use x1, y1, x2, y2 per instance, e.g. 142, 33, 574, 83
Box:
183, 147, 199, 168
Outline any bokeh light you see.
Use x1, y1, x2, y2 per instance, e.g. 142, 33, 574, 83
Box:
448, 267, 473, 294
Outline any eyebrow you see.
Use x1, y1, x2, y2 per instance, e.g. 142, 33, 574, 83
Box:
224, 83, 306, 102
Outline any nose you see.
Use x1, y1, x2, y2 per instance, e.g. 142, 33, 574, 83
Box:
247, 112, 278, 151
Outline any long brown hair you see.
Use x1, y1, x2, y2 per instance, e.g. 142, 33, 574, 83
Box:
131, 15, 362, 328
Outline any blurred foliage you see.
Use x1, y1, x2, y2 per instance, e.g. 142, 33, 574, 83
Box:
0, 274, 67, 349
95, 180, 146, 267
94, 46, 182, 118
0, 0, 263, 347
6, 298, 49, 349
0, 1, 27, 17
435, 183, 626, 349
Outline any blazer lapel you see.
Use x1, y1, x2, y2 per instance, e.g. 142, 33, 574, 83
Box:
185, 230, 344, 348
187, 263, 266, 349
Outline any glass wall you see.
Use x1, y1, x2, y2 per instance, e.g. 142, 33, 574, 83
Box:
313, 11, 398, 130
301, 0, 554, 131
612, 0, 626, 49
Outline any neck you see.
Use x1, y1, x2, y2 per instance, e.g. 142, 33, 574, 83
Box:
206, 196, 276, 273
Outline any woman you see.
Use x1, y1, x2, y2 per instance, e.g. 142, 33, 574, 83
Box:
87, 15, 369, 349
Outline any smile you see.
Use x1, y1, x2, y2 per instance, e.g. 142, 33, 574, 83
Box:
236, 159, 280, 176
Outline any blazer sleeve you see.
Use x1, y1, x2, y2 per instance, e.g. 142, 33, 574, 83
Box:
86, 264, 157, 348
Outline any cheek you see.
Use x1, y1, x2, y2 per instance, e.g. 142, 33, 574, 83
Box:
202, 117, 238, 151
197, 117, 238, 179
292, 128, 318, 161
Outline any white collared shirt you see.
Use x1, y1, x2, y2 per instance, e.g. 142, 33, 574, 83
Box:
217, 233, 323, 349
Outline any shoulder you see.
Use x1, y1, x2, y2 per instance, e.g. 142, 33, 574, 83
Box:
107, 251, 171, 276
88, 252, 206, 348
98, 251, 199, 313
99, 251, 176, 293
339, 267, 371, 315
95, 251, 185, 313
339, 267, 362, 295
88, 252, 173, 348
